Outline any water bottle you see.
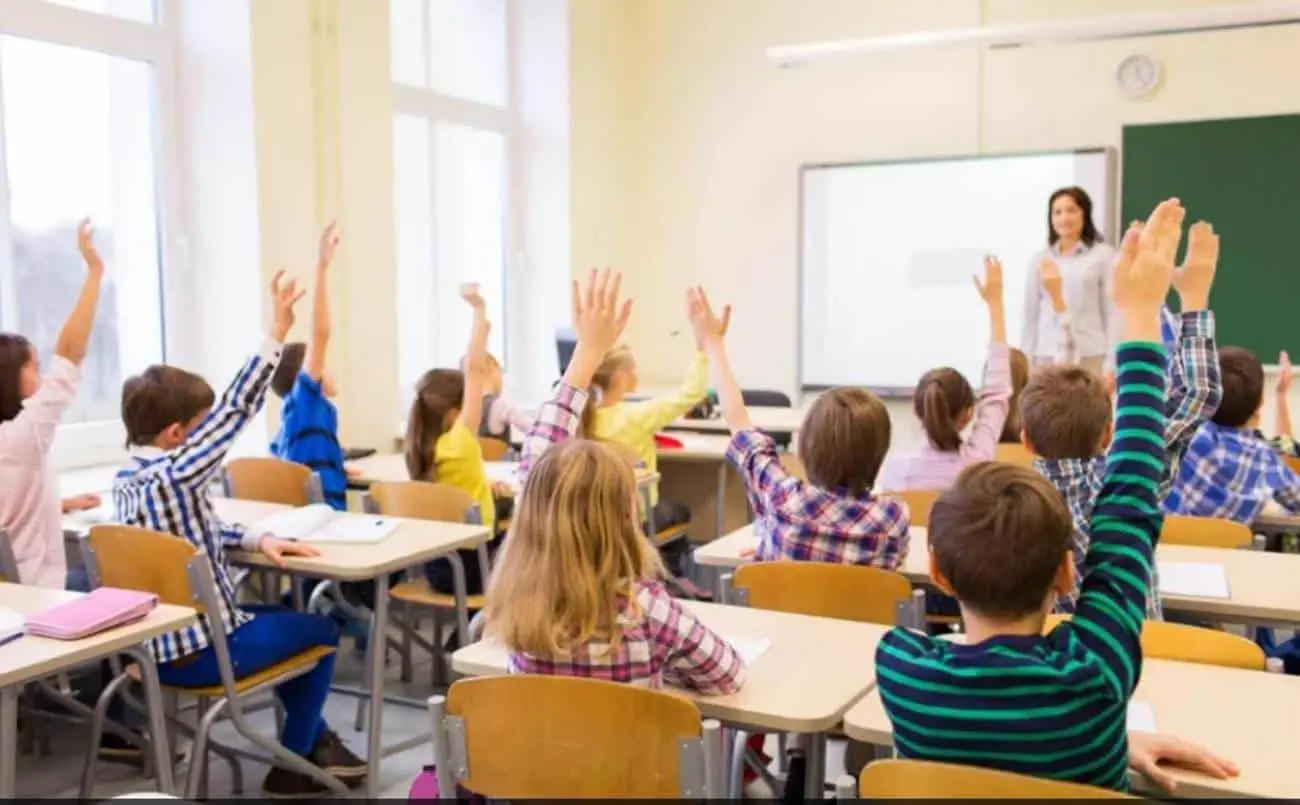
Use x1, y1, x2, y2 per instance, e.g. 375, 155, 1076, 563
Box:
1266, 657, 1284, 674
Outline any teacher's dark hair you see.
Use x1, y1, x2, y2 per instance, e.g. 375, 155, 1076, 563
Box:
0, 333, 34, 423
1047, 186, 1101, 248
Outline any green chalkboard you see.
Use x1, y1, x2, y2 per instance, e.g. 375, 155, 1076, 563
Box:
1121, 114, 1300, 362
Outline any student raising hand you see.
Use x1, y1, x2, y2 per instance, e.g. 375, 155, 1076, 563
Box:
690, 286, 753, 434
1174, 221, 1218, 313
268, 270, 306, 344
975, 255, 1007, 344
1112, 198, 1183, 343
563, 268, 633, 389
685, 285, 731, 351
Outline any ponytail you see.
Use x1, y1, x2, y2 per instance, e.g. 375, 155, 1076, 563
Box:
576, 346, 634, 441
914, 367, 974, 453
404, 369, 466, 480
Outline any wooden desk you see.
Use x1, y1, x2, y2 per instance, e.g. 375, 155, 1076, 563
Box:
841, 658, 1300, 799
697, 526, 1300, 626
656, 434, 750, 541
0, 584, 196, 796
346, 454, 659, 492
667, 406, 806, 435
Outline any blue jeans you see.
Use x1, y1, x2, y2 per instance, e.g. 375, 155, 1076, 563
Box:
156, 606, 340, 755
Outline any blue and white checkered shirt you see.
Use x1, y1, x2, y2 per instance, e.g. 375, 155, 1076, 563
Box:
113, 339, 282, 664
1164, 422, 1300, 523
1034, 308, 1221, 619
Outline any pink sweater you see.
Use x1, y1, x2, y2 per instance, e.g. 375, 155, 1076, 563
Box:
0, 356, 79, 587
878, 342, 1012, 492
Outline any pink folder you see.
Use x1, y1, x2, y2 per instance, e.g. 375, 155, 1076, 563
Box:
26, 588, 159, 640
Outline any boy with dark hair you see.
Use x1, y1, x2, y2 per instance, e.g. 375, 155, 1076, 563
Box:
1165, 345, 1300, 521
115, 270, 366, 797
875, 198, 1187, 792
1020, 218, 1222, 617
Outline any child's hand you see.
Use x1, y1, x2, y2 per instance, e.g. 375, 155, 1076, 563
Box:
1278, 351, 1292, 394
256, 535, 321, 567
975, 256, 1004, 306
685, 286, 731, 350
268, 270, 306, 343
1038, 257, 1065, 309
461, 282, 486, 310
1113, 198, 1183, 315
1127, 731, 1238, 794
491, 481, 514, 498
77, 219, 105, 276
317, 221, 340, 269
61, 493, 102, 513
1173, 221, 1218, 311
572, 268, 633, 354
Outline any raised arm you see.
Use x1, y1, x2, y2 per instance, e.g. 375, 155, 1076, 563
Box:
303, 223, 339, 382
456, 284, 491, 434
1275, 352, 1293, 440
168, 271, 303, 484
963, 257, 1012, 459
518, 269, 632, 484
56, 220, 106, 366
1040, 257, 1079, 366
1067, 199, 1181, 700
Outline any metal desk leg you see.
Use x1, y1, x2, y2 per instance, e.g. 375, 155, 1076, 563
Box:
715, 462, 727, 540
444, 553, 471, 646
0, 686, 17, 798
804, 732, 827, 800
365, 574, 391, 799
123, 647, 176, 795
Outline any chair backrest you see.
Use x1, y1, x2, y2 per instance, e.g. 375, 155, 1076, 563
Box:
0, 530, 18, 583
1160, 515, 1253, 549
882, 489, 941, 528
224, 457, 316, 506
1043, 614, 1266, 670
478, 437, 511, 462
734, 561, 912, 625
85, 525, 204, 611
740, 389, 792, 408
1286, 455, 1300, 476
441, 676, 710, 797
857, 759, 1134, 798
367, 481, 476, 523
994, 442, 1034, 466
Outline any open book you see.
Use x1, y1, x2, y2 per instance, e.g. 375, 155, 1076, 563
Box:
253, 504, 401, 545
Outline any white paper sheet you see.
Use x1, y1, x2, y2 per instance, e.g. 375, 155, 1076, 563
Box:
254, 504, 399, 544
0, 607, 25, 647
725, 636, 772, 665
1127, 701, 1157, 733
1157, 561, 1231, 599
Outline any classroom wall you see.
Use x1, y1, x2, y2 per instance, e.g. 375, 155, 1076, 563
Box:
568, 0, 1300, 445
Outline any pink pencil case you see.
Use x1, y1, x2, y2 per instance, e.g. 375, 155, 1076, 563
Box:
27, 588, 159, 640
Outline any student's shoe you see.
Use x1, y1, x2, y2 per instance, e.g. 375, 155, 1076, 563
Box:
310, 729, 367, 785
261, 767, 332, 799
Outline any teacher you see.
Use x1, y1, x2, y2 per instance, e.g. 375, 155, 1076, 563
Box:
1020, 186, 1115, 372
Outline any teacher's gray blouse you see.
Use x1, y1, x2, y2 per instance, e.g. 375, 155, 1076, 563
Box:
1021, 240, 1117, 366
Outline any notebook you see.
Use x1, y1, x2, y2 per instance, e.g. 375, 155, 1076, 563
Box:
724, 635, 772, 665
253, 504, 401, 544
1127, 701, 1157, 733
25, 588, 157, 640
0, 607, 24, 648
1157, 561, 1231, 599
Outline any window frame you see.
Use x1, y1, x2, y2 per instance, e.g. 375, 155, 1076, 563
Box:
0, 0, 185, 469
391, 0, 522, 384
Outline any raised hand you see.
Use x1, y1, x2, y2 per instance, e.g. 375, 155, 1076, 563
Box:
77, 219, 105, 275
685, 285, 731, 350
571, 268, 633, 355
317, 221, 340, 269
1173, 221, 1218, 312
1278, 351, 1292, 395
974, 255, 1004, 306
1113, 198, 1183, 313
269, 269, 306, 343
461, 282, 486, 310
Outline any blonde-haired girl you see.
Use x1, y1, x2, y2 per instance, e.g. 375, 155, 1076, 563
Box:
486, 269, 744, 694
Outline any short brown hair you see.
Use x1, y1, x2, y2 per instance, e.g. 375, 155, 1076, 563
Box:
930, 462, 1072, 619
1000, 348, 1031, 444
1018, 366, 1112, 459
1213, 347, 1263, 428
121, 365, 216, 447
797, 387, 891, 495
0, 333, 33, 423
914, 367, 974, 452
271, 342, 307, 398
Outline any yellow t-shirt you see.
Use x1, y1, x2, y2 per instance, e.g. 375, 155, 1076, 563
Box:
434, 420, 496, 531
592, 352, 709, 505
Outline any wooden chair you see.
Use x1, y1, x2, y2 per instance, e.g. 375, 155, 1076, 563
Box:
369, 482, 488, 689
730, 561, 920, 627
843, 759, 1134, 799
1286, 455, 1300, 476
882, 489, 941, 528
477, 436, 511, 461
429, 676, 724, 797
81, 524, 344, 799
995, 442, 1035, 466
1044, 614, 1266, 670
1161, 515, 1254, 549
222, 457, 321, 506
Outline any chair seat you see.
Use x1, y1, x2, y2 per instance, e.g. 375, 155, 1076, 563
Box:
652, 523, 690, 547
392, 580, 485, 610
132, 645, 337, 697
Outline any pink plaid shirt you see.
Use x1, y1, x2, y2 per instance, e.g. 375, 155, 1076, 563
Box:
509, 382, 745, 694
728, 430, 911, 567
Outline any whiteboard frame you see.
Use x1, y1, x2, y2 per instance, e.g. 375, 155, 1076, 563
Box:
796, 146, 1118, 398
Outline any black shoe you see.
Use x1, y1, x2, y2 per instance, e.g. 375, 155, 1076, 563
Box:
98, 732, 144, 766
783, 754, 807, 805
262, 767, 332, 799
310, 729, 367, 785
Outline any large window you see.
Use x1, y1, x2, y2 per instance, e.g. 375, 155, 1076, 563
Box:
391, 0, 514, 398
0, 0, 179, 465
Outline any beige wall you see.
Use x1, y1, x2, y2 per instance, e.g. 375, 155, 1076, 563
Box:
568, 0, 1300, 444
